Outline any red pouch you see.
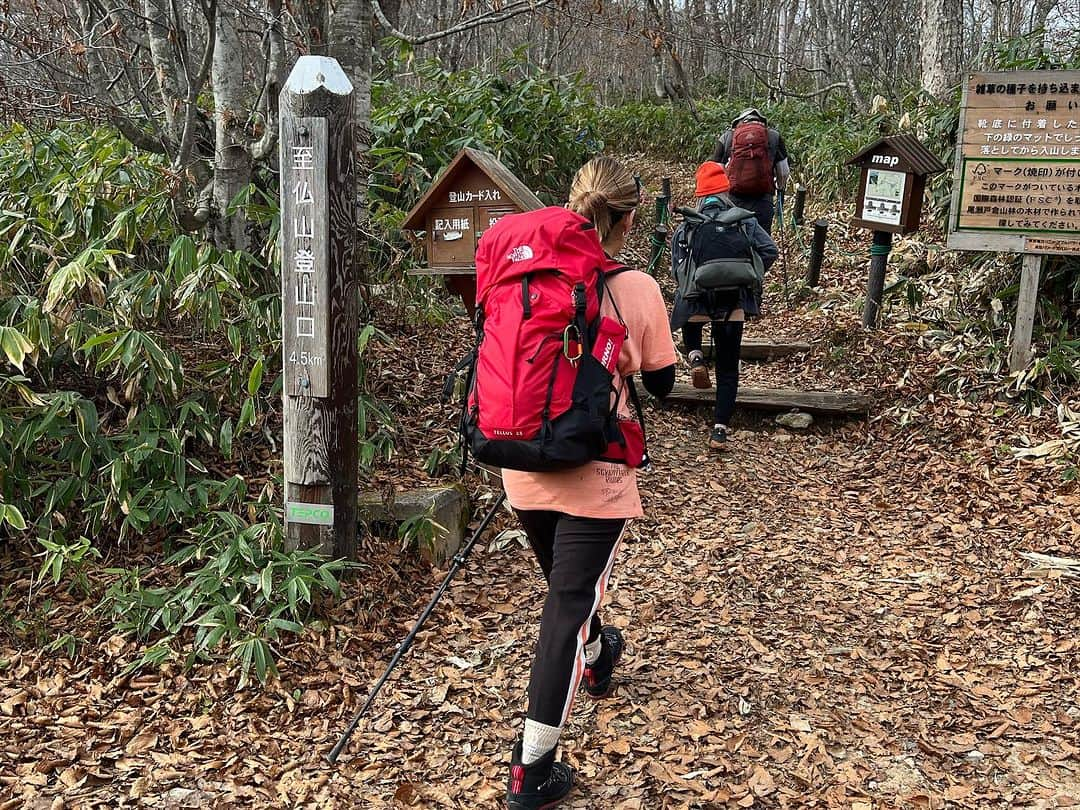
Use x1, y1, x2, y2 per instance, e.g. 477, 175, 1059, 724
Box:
591, 316, 626, 375
600, 418, 645, 468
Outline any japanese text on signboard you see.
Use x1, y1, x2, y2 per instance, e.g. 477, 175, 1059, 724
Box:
952, 70, 1080, 248
282, 118, 329, 397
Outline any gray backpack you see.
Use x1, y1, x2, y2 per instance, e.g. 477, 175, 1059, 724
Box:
673, 205, 765, 300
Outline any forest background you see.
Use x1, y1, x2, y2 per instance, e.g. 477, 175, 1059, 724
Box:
0, 0, 1078, 685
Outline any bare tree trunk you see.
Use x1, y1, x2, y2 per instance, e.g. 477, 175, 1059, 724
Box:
211, 2, 251, 249
920, 0, 962, 99
144, 0, 184, 143
808, 0, 865, 106
775, 0, 789, 99
1031, 0, 1059, 32
378, 0, 403, 32
295, 0, 331, 51
689, 0, 706, 77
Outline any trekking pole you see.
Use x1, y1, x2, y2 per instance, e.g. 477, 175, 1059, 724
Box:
326, 490, 508, 764
776, 190, 790, 308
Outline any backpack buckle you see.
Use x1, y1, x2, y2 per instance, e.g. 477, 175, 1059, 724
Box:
563, 325, 583, 365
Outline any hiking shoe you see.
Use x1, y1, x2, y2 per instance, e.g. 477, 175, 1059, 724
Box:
689, 352, 711, 390
506, 741, 574, 810
709, 425, 730, 451
582, 626, 624, 699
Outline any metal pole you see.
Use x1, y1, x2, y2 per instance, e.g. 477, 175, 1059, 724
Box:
862, 230, 893, 328
792, 186, 807, 227
647, 177, 672, 276
776, 190, 789, 305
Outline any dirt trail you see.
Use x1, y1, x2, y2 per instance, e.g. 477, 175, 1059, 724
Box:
9, 363, 1074, 809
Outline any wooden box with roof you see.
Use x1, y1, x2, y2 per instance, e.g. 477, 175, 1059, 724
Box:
401, 147, 543, 314
846, 134, 946, 235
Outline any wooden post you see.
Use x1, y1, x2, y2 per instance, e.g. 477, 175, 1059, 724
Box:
1008, 253, 1044, 373
862, 230, 892, 328
280, 56, 358, 558
805, 219, 827, 288
792, 185, 807, 227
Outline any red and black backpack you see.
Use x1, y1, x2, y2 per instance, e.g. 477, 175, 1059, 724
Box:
726, 121, 774, 196
445, 206, 647, 473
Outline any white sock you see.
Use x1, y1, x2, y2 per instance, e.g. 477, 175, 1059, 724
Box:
521, 718, 562, 765
714, 423, 727, 431
584, 636, 602, 666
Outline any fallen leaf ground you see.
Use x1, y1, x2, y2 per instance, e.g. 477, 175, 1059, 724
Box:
1, 160, 1077, 809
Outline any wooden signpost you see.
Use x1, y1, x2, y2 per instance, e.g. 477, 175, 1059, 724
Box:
401, 147, 543, 315
280, 56, 357, 558
846, 135, 946, 327
946, 70, 1080, 372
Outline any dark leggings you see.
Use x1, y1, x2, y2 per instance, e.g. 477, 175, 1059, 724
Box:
683, 320, 745, 426
514, 509, 625, 728
731, 194, 775, 234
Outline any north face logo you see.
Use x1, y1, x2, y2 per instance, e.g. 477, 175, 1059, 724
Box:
506, 245, 534, 262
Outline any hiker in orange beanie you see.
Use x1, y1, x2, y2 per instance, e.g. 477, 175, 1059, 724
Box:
669, 161, 778, 450
694, 160, 731, 196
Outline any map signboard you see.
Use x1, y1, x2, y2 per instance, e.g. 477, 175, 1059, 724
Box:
861, 168, 907, 226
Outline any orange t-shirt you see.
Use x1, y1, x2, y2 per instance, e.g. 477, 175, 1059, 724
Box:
502, 269, 677, 519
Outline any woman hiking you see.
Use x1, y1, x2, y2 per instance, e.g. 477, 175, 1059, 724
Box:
670, 161, 778, 451
502, 156, 677, 809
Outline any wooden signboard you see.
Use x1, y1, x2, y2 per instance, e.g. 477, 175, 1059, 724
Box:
947, 70, 1080, 256
401, 147, 543, 276
279, 56, 358, 559
282, 116, 330, 397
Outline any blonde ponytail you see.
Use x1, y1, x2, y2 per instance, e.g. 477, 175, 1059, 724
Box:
568, 157, 638, 245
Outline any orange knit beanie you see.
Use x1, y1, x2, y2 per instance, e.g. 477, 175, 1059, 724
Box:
694, 161, 731, 196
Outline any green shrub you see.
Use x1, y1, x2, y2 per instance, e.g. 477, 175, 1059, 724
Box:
0, 124, 377, 682
370, 52, 599, 214
101, 503, 352, 687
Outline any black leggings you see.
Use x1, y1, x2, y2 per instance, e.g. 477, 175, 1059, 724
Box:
683, 320, 745, 426
514, 509, 625, 728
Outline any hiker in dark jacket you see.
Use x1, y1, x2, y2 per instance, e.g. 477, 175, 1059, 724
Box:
712, 108, 790, 234
671, 161, 778, 450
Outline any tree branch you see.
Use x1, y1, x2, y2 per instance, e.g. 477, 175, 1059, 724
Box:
175, 0, 216, 172
250, 0, 284, 162
74, 0, 169, 154
371, 0, 553, 45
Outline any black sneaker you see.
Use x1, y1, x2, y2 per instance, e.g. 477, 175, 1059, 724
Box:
506, 741, 574, 810
709, 425, 729, 451
582, 626, 624, 699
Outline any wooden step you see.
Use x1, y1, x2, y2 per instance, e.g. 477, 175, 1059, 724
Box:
660, 383, 871, 417
680, 338, 812, 362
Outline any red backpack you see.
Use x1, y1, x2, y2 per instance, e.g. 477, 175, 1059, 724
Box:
726, 121, 774, 196
449, 206, 646, 472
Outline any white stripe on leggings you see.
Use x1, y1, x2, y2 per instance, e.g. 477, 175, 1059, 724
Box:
558, 524, 626, 725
